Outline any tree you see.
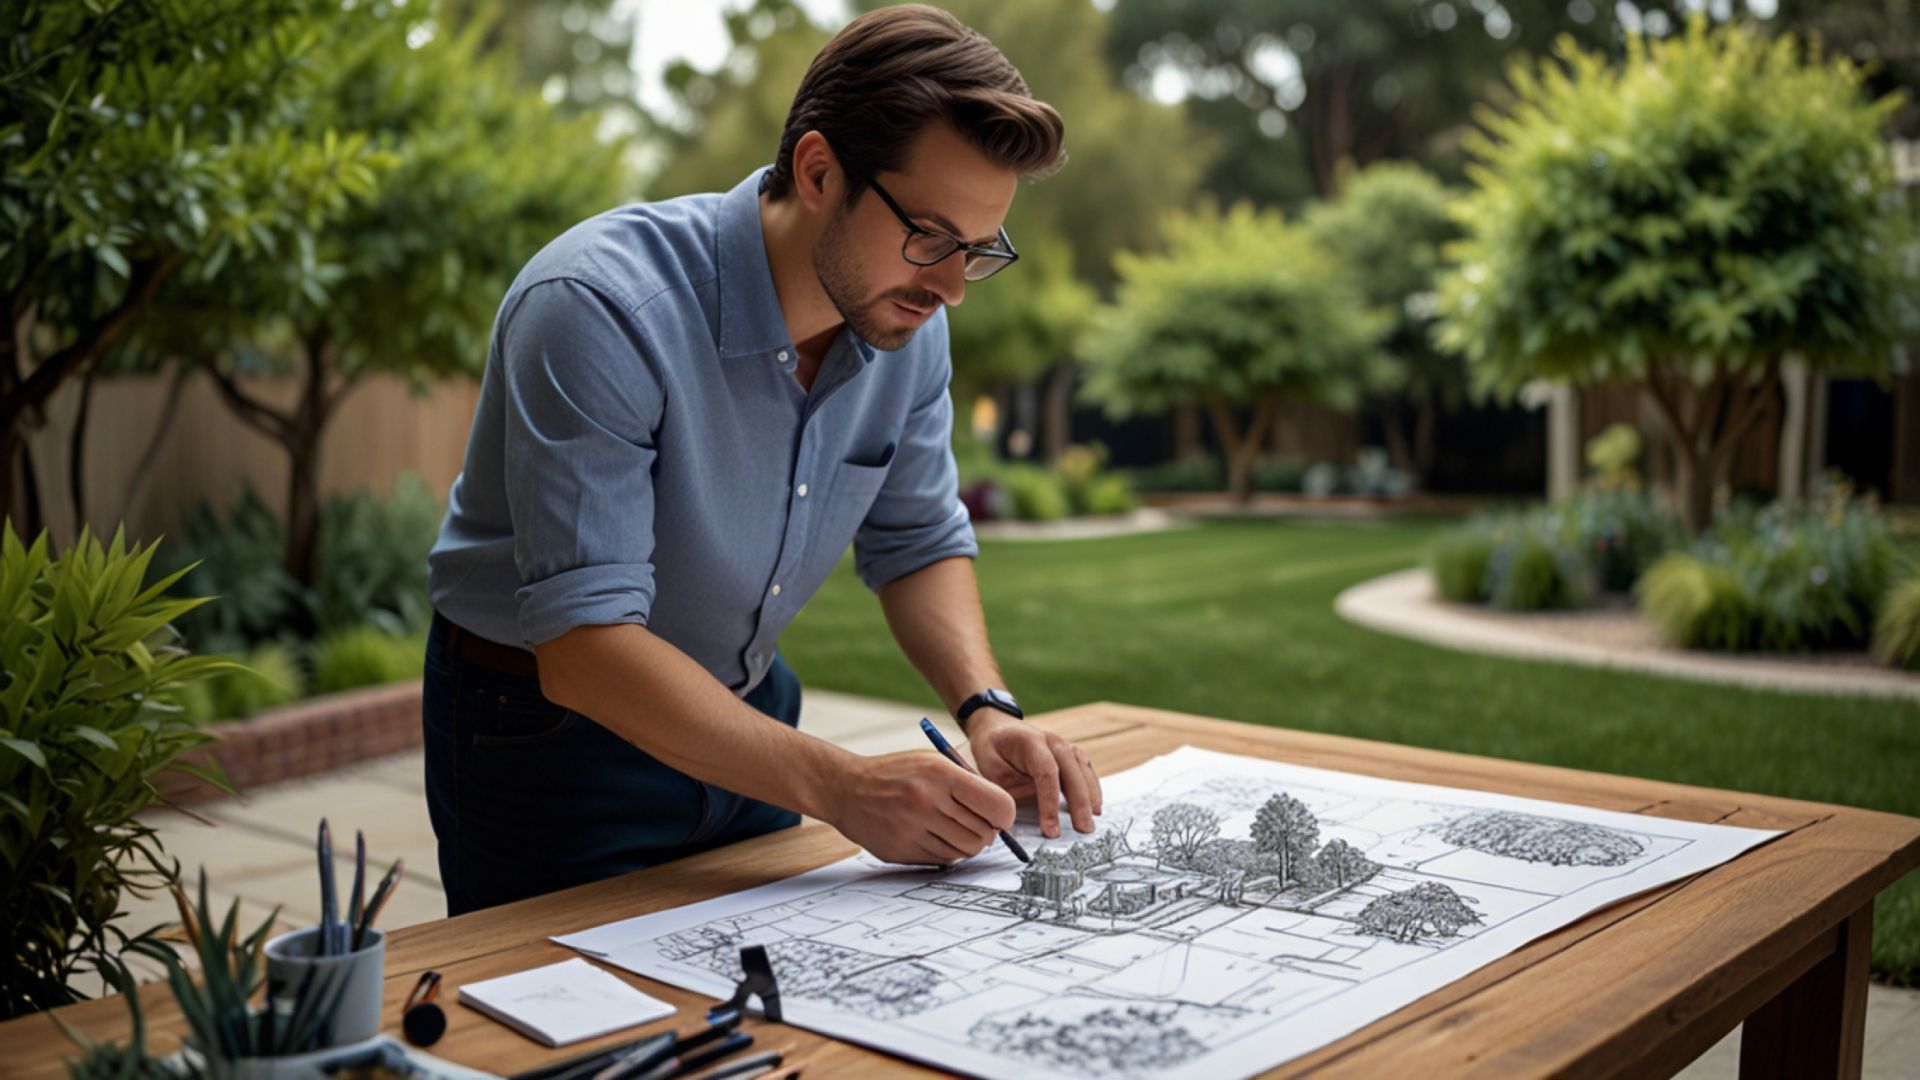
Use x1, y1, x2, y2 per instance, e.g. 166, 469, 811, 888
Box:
1081, 203, 1395, 501
1102, 0, 1622, 205
1357, 881, 1483, 943
130, 9, 630, 590
1150, 802, 1221, 867
1251, 792, 1321, 886
1435, 19, 1907, 533
1304, 162, 1465, 485
1311, 838, 1381, 890
1, 0, 384, 534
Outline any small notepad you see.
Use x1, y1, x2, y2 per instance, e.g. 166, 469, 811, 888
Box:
456, 958, 674, 1047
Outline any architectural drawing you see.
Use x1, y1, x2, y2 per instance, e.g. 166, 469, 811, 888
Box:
558, 746, 1779, 1080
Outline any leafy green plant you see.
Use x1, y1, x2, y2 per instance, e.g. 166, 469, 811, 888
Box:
128, 874, 344, 1062
1000, 466, 1071, 523
1429, 531, 1494, 604
311, 626, 425, 695
54, 964, 184, 1079
160, 489, 301, 655
1638, 554, 1755, 650
310, 473, 442, 638
1054, 443, 1137, 517
1488, 532, 1592, 612
1551, 490, 1684, 593
1638, 488, 1896, 652
181, 643, 307, 724
1873, 574, 1920, 671
1128, 457, 1226, 494
0, 524, 235, 1019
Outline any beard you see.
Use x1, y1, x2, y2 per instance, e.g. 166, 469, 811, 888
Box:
813, 207, 941, 352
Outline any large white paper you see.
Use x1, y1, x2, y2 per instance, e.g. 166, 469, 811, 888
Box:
556, 746, 1779, 1079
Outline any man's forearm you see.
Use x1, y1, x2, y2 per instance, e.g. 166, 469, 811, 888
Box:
533, 623, 852, 819
876, 555, 1003, 716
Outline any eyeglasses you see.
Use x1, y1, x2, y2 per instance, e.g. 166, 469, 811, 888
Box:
865, 176, 1019, 282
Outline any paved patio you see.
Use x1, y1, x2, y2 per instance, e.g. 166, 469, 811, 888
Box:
118, 687, 1917, 1077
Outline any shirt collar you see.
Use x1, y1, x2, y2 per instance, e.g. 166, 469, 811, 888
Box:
715, 166, 876, 367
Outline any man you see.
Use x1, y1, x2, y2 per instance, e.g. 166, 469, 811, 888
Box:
423, 4, 1103, 915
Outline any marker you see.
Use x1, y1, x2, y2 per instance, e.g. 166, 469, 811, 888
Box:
919, 717, 1030, 863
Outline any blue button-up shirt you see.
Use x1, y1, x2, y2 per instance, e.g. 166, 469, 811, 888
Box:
427, 167, 977, 695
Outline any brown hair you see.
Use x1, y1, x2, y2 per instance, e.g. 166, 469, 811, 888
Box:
764, 4, 1065, 201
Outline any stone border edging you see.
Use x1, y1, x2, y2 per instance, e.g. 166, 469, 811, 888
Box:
155, 680, 423, 805
1336, 567, 1920, 703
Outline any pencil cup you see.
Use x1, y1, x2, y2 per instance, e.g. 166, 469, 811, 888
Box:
264, 925, 386, 1047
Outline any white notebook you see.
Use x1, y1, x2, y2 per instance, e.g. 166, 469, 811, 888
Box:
456, 958, 675, 1047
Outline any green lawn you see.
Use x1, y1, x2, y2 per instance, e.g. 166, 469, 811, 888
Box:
781, 518, 1920, 983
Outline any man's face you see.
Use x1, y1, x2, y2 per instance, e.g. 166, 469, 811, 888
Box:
812, 123, 1019, 351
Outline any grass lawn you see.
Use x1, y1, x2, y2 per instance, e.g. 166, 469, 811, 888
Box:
780, 517, 1920, 983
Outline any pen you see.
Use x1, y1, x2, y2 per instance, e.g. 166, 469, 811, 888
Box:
348, 830, 366, 952
317, 819, 339, 954
919, 717, 1030, 863
685, 1048, 786, 1080
355, 857, 404, 951
574, 1011, 741, 1080
635, 1031, 753, 1080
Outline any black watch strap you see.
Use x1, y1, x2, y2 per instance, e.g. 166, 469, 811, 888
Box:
956, 688, 1023, 730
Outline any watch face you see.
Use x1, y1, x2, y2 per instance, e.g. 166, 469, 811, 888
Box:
986, 688, 1020, 713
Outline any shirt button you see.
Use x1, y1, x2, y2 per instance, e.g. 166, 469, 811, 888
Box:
796, 483, 809, 497
776, 350, 790, 363
770, 583, 782, 597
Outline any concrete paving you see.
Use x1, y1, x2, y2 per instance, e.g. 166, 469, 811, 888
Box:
117, 686, 1914, 1076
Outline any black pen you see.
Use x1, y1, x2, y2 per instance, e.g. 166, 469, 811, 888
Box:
635, 1031, 753, 1080
919, 718, 1030, 863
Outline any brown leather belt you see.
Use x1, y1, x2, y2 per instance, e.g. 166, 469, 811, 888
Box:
439, 616, 540, 680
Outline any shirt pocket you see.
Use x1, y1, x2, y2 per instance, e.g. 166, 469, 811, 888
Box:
829, 442, 894, 521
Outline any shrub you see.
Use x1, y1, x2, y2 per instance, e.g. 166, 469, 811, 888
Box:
161, 487, 300, 654
1129, 458, 1224, 493
1873, 574, 1920, 671
311, 625, 425, 694
311, 472, 442, 637
1000, 466, 1071, 523
184, 642, 306, 723
0, 525, 234, 1017
1054, 443, 1137, 517
1429, 531, 1494, 603
1488, 531, 1592, 611
1550, 490, 1685, 593
1638, 554, 1754, 650
1638, 490, 1896, 652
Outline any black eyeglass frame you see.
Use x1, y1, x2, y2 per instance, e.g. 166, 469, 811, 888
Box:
864, 175, 1019, 282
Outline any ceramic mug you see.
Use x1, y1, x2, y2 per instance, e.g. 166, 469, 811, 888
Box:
263, 925, 386, 1048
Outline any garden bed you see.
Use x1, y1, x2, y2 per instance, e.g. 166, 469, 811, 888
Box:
1338, 568, 1920, 703
154, 680, 424, 806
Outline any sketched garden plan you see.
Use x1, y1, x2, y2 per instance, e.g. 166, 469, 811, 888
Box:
557, 746, 1779, 1079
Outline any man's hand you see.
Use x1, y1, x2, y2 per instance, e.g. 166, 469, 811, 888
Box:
964, 710, 1103, 838
827, 751, 1017, 866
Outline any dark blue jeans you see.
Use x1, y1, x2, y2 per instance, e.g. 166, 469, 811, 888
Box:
422, 612, 802, 915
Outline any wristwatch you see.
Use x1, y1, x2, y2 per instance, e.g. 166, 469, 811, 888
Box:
956, 688, 1023, 732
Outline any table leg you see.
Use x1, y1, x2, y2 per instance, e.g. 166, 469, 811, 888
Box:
1737, 900, 1872, 1080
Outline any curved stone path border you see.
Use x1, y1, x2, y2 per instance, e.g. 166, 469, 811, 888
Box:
1336, 568, 1920, 703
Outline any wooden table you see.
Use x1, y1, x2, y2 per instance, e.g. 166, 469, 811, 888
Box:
4, 704, 1917, 1078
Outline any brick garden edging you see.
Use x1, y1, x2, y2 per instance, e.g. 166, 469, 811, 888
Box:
155, 680, 423, 805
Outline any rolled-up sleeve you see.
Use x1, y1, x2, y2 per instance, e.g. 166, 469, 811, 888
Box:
500, 278, 663, 647
853, 317, 978, 590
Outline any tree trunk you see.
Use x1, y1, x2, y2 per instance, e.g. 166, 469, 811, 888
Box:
1380, 400, 1415, 475
1642, 361, 1782, 535
1041, 361, 1076, 463
0, 257, 176, 529
1206, 393, 1279, 505
68, 368, 97, 535
1172, 406, 1203, 462
1413, 397, 1438, 484
117, 360, 194, 524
